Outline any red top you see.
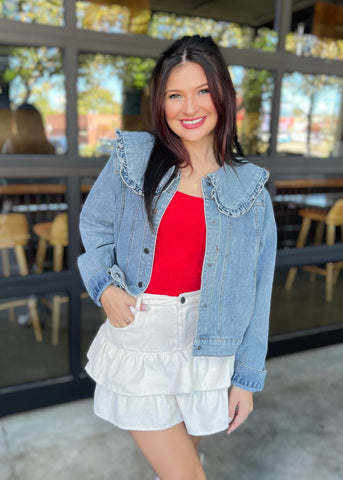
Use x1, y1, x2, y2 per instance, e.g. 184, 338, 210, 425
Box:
145, 191, 206, 296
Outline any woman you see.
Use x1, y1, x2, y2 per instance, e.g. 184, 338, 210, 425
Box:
78, 35, 277, 480
4, 103, 55, 154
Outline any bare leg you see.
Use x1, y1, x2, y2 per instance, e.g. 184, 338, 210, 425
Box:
191, 435, 201, 450
130, 422, 206, 480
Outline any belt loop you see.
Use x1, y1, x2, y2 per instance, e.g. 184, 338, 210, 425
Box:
135, 294, 143, 312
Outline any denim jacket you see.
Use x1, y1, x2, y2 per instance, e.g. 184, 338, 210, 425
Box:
78, 130, 277, 392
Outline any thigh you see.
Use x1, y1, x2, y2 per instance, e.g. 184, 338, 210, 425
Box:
191, 434, 202, 450
130, 422, 206, 480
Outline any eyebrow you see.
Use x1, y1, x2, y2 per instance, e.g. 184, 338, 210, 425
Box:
165, 83, 209, 95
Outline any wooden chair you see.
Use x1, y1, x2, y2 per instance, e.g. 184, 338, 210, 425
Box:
285, 199, 343, 302
33, 212, 69, 345
33, 212, 68, 273
0, 213, 43, 341
33, 213, 100, 344
40, 292, 89, 345
0, 213, 30, 276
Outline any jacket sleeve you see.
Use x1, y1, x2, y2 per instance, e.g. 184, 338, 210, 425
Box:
77, 149, 127, 306
231, 188, 277, 392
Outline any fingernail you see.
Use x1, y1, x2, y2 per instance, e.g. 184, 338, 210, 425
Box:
141, 304, 150, 311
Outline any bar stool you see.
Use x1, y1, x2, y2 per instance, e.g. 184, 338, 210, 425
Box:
0, 213, 43, 341
285, 199, 343, 301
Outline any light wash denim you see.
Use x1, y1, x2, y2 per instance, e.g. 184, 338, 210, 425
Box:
78, 130, 277, 392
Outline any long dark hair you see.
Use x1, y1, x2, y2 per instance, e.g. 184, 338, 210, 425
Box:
144, 35, 244, 225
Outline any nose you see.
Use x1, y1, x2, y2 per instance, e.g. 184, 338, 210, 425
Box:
183, 95, 199, 116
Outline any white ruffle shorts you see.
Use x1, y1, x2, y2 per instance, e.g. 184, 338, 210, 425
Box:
85, 290, 235, 436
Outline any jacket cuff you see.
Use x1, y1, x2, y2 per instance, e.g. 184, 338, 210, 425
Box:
86, 266, 115, 306
231, 359, 266, 392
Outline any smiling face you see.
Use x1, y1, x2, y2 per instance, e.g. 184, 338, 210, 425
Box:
164, 61, 218, 150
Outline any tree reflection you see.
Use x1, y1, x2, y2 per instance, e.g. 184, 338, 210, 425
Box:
279, 73, 343, 157
1, 46, 65, 154
4, 47, 63, 106
0, 0, 64, 26
78, 53, 155, 156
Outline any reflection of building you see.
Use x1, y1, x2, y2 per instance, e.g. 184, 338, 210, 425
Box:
46, 114, 67, 155
77, 114, 121, 152
0, 1, 343, 416
45, 113, 122, 155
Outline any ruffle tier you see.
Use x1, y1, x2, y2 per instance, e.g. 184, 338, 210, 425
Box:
93, 383, 231, 435
85, 323, 235, 396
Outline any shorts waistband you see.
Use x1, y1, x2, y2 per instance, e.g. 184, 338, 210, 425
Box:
135, 290, 200, 309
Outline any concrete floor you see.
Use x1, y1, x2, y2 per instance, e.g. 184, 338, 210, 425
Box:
1, 343, 342, 480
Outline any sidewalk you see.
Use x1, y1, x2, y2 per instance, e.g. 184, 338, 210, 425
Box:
1, 343, 342, 480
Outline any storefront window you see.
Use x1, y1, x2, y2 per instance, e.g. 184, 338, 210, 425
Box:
287, 1, 343, 60
0, 46, 66, 155
78, 53, 155, 156
273, 178, 343, 250
277, 72, 343, 157
270, 266, 343, 336
0, 290, 69, 387
0, 0, 64, 26
76, 1, 277, 51
272, 179, 343, 311
231, 66, 274, 156
0, 178, 68, 277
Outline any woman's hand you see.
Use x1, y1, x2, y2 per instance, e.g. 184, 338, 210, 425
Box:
100, 285, 149, 328
227, 384, 253, 434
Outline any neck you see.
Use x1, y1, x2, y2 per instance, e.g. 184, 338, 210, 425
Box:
182, 139, 217, 170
